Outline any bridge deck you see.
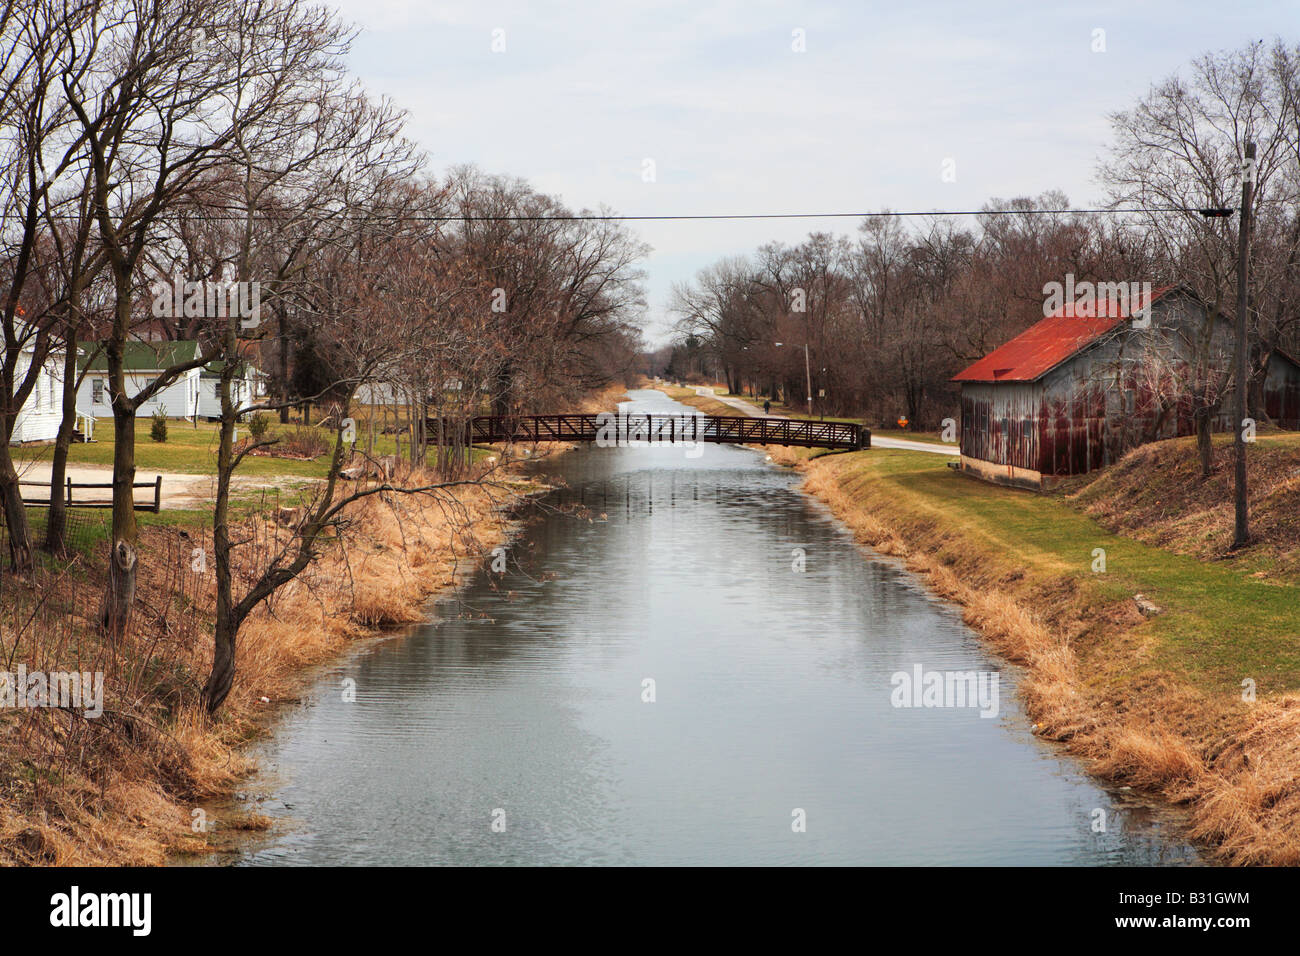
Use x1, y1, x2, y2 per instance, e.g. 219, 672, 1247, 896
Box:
459, 413, 867, 451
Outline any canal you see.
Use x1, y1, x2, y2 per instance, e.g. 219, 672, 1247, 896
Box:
234, 389, 1197, 865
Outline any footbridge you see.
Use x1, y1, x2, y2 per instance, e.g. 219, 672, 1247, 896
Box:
459, 413, 869, 451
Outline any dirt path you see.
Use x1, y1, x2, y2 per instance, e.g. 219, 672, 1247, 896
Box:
15, 462, 313, 509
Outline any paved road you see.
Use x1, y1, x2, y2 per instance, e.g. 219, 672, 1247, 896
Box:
692, 387, 960, 457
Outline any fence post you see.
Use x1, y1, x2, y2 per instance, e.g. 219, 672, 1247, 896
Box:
153, 475, 162, 513
66, 477, 72, 505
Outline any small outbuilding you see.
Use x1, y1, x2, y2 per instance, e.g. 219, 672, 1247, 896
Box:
952, 286, 1300, 489
77, 340, 204, 420
198, 359, 269, 419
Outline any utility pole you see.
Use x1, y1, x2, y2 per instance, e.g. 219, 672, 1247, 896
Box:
803, 341, 813, 418
1232, 141, 1255, 550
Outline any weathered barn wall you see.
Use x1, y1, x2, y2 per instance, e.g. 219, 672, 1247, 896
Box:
958, 290, 1300, 484
959, 381, 1043, 472
1263, 350, 1300, 428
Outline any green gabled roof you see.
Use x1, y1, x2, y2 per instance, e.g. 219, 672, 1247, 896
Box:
201, 358, 263, 377
80, 340, 202, 372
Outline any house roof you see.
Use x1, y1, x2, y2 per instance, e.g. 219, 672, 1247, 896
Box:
952, 285, 1177, 384
201, 358, 264, 377
81, 340, 202, 373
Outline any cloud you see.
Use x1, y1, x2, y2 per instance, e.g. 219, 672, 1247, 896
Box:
326, 0, 1274, 343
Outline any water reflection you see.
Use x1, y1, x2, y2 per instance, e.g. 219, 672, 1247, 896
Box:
236, 389, 1198, 866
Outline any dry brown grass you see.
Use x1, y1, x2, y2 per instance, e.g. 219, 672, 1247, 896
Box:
801, 453, 1300, 865
0, 464, 525, 865
1186, 698, 1300, 864
657, 382, 1298, 862
576, 380, 636, 414
653, 385, 736, 418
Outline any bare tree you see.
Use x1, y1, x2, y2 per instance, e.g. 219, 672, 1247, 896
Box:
1100, 38, 1298, 476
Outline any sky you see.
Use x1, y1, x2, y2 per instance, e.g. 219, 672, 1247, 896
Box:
327, 0, 1297, 346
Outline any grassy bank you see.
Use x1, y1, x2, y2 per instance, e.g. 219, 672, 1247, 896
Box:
0, 466, 540, 864
12, 415, 489, 479
1, 381, 635, 864
795, 436, 1300, 864
647, 384, 1300, 861
655, 384, 737, 417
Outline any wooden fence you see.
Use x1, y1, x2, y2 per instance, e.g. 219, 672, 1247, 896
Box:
18, 476, 163, 513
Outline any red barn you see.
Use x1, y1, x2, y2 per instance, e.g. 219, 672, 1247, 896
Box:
952, 286, 1300, 489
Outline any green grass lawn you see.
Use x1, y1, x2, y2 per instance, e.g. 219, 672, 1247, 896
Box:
841, 449, 1300, 694
12, 418, 449, 478
12, 417, 499, 555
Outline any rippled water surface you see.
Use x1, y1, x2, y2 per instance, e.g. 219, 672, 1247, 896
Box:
236, 389, 1198, 866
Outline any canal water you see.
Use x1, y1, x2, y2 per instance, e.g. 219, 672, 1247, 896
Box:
234, 389, 1198, 866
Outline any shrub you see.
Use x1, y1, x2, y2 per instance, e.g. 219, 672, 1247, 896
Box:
248, 412, 271, 440
150, 409, 168, 443
274, 426, 330, 459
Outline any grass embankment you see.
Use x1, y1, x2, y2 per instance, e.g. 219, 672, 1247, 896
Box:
1, 383, 635, 864
12, 412, 483, 479
796, 433, 1300, 864
1064, 432, 1300, 582
0, 466, 538, 864
655, 384, 737, 417
11, 416, 499, 551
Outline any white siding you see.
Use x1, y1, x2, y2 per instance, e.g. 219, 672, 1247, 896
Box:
198, 374, 254, 419
76, 369, 201, 419
356, 382, 404, 405
12, 349, 65, 443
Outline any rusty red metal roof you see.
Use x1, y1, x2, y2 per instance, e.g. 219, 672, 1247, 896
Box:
952, 285, 1174, 383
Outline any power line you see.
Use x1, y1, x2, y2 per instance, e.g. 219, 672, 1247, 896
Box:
30, 205, 1235, 223
442, 206, 1232, 222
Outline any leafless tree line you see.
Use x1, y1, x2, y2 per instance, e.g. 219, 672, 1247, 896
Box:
0, 0, 647, 711
666, 38, 1300, 459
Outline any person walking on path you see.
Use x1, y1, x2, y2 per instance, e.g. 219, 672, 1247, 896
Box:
762, 399, 771, 415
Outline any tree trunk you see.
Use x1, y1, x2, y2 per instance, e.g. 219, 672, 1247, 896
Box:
278, 310, 291, 424
45, 328, 80, 554
203, 353, 239, 715
0, 440, 33, 572
492, 361, 514, 418
99, 406, 138, 641
203, 613, 237, 714
1247, 346, 1270, 425
1195, 406, 1214, 479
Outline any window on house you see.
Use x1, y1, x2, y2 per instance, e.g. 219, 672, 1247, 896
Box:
92, 380, 104, 404
214, 382, 221, 398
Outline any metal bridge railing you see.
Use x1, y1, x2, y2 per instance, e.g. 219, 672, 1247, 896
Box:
461, 413, 866, 451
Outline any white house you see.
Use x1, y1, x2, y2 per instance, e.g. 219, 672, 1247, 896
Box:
77, 340, 203, 420
198, 359, 270, 419
11, 338, 66, 444
356, 379, 463, 406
